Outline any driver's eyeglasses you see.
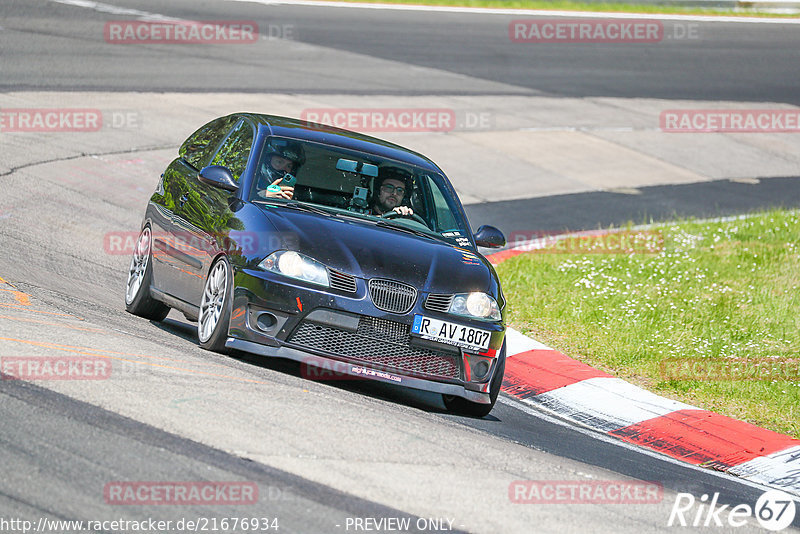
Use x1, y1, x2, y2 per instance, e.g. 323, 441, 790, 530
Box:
381, 184, 406, 195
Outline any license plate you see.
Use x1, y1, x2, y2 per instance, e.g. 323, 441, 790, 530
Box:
411, 315, 491, 352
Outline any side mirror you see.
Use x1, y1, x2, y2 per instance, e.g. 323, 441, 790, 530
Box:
474, 225, 506, 248
198, 165, 239, 192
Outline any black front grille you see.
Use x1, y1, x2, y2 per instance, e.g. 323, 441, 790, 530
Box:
425, 294, 453, 313
368, 279, 416, 314
329, 269, 357, 293
357, 316, 409, 343
288, 316, 459, 380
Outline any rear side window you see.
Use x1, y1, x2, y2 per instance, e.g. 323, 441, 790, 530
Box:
179, 115, 239, 170
209, 119, 255, 182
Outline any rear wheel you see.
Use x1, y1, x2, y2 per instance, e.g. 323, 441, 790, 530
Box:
198, 256, 232, 353
125, 226, 170, 321
443, 340, 506, 417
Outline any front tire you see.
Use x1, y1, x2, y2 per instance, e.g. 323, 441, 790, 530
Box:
198, 256, 233, 353
443, 340, 507, 417
125, 225, 170, 321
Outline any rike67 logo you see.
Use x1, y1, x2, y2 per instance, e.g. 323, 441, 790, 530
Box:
668, 489, 796, 531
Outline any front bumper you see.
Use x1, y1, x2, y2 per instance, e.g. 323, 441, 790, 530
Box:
225, 338, 492, 403
226, 267, 505, 404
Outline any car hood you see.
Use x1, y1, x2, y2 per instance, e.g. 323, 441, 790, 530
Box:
260, 205, 493, 293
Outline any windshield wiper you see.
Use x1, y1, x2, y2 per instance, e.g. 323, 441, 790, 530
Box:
283, 201, 336, 217
375, 220, 435, 240
254, 198, 333, 215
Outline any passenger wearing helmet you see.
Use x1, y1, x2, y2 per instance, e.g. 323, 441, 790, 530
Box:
371, 166, 414, 217
257, 139, 305, 199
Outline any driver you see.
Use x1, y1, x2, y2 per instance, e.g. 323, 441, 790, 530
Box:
371, 166, 414, 217
257, 140, 305, 199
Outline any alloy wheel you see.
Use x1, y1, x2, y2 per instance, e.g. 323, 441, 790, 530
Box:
125, 227, 151, 305
198, 261, 228, 342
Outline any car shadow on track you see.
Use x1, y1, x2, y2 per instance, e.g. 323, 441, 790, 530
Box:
231, 348, 505, 422
152, 316, 198, 341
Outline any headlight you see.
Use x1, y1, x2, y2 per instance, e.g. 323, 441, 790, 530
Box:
448, 292, 501, 321
258, 251, 330, 287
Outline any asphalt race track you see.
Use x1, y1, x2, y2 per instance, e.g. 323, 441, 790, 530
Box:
4, 0, 800, 103
1, 0, 799, 532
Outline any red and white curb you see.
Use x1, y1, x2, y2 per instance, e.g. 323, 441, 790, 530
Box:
501, 328, 800, 497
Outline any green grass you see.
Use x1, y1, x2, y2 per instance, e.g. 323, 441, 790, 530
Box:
497, 209, 800, 437
331, 0, 800, 17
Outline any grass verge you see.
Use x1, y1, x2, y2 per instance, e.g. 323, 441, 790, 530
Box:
330, 0, 800, 17
496, 209, 800, 437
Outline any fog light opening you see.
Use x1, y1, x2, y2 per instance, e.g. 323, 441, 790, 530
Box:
464, 353, 494, 382
256, 312, 277, 332
474, 360, 490, 379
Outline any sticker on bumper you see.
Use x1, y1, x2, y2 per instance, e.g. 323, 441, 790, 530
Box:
351, 366, 402, 383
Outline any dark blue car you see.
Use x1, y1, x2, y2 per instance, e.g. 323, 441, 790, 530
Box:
125, 113, 507, 416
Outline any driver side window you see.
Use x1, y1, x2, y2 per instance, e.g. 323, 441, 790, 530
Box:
179, 115, 238, 170
209, 120, 255, 182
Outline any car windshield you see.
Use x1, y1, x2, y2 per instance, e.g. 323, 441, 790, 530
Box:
249, 136, 474, 247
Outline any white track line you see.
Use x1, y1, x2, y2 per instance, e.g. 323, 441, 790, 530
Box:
533, 377, 698, 431
51, 0, 183, 22
505, 326, 553, 354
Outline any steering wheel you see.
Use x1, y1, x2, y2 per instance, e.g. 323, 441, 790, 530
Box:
383, 210, 430, 228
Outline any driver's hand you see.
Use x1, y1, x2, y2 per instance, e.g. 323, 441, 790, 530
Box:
392, 206, 414, 216
258, 177, 294, 200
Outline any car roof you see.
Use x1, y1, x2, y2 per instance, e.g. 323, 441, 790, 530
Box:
241, 113, 443, 173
